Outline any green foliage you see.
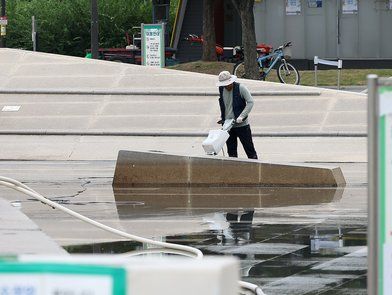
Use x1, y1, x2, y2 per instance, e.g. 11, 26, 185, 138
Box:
98, 0, 152, 49
5, 0, 178, 56
7, 0, 91, 56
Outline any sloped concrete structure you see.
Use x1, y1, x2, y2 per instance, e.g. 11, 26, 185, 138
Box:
113, 150, 346, 187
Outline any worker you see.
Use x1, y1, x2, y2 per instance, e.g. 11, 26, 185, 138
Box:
216, 71, 258, 159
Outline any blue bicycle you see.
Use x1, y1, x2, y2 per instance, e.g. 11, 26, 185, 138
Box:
233, 42, 300, 85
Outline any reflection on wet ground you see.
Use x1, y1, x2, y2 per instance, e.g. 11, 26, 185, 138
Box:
66, 185, 366, 295
113, 186, 344, 217
66, 222, 366, 295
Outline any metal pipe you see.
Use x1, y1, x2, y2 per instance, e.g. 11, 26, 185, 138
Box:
90, 0, 99, 59
336, 0, 340, 59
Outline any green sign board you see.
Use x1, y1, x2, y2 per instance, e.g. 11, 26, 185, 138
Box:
379, 85, 392, 295
0, 262, 127, 295
141, 23, 165, 68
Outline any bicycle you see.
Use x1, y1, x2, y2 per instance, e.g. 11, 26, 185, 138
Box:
233, 42, 300, 85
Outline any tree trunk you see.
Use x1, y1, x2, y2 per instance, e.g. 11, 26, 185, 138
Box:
231, 0, 259, 80
202, 0, 217, 61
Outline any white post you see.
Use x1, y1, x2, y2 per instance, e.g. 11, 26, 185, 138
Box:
32, 16, 37, 52
337, 59, 343, 90
314, 56, 318, 87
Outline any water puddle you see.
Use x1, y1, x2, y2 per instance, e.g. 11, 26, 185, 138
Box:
65, 185, 367, 294
113, 186, 344, 217
65, 222, 366, 294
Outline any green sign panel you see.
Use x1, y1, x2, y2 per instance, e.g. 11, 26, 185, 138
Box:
142, 23, 165, 68
379, 86, 392, 295
0, 262, 127, 295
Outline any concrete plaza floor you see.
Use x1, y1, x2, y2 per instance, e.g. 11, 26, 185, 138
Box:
0, 49, 368, 294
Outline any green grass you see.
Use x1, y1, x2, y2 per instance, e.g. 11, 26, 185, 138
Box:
300, 69, 392, 86
168, 61, 392, 86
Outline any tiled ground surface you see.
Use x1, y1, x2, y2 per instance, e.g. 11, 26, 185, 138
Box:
66, 222, 367, 295
1, 160, 367, 294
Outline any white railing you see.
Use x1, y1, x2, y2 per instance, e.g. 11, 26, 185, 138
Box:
314, 56, 343, 90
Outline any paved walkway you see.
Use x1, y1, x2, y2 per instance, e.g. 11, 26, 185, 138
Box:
0, 49, 367, 294
0, 49, 366, 162
0, 48, 368, 292
0, 49, 366, 138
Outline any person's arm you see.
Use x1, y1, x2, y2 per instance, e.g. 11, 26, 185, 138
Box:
237, 85, 254, 121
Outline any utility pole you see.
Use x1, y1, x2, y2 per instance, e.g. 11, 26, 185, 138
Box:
90, 0, 99, 59
0, 0, 6, 48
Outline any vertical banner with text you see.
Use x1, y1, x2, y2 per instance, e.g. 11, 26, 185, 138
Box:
141, 23, 165, 68
379, 85, 392, 295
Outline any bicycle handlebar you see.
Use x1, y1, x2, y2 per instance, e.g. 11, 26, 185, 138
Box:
274, 41, 292, 52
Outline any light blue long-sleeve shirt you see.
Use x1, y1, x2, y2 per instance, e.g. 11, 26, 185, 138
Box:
222, 84, 254, 128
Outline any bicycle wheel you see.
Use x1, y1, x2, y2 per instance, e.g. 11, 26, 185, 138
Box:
233, 62, 245, 78
277, 62, 300, 85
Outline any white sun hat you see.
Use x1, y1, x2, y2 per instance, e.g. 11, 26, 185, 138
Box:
216, 71, 237, 87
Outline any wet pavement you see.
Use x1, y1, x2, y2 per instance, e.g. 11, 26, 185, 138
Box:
65, 223, 366, 295
0, 160, 367, 295
0, 49, 370, 294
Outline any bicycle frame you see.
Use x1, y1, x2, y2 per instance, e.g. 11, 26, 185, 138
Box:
256, 49, 285, 76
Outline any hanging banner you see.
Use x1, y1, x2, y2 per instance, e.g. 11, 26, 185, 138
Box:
286, 0, 301, 15
342, 0, 358, 14
141, 23, 165, 68
379, 85, 392, 295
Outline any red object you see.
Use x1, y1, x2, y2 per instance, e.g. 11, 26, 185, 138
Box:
86, 47, 175, 64
256, 43, 273, 54
215, 46, 224, 56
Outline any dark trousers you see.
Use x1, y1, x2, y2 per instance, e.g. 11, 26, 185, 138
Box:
226, 125, 258, 159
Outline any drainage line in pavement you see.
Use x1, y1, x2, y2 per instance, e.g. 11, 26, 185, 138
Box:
0, 131, 367, 137
0, 89, 321, 96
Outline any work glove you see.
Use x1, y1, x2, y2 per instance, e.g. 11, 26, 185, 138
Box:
236, 116, 244, 124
